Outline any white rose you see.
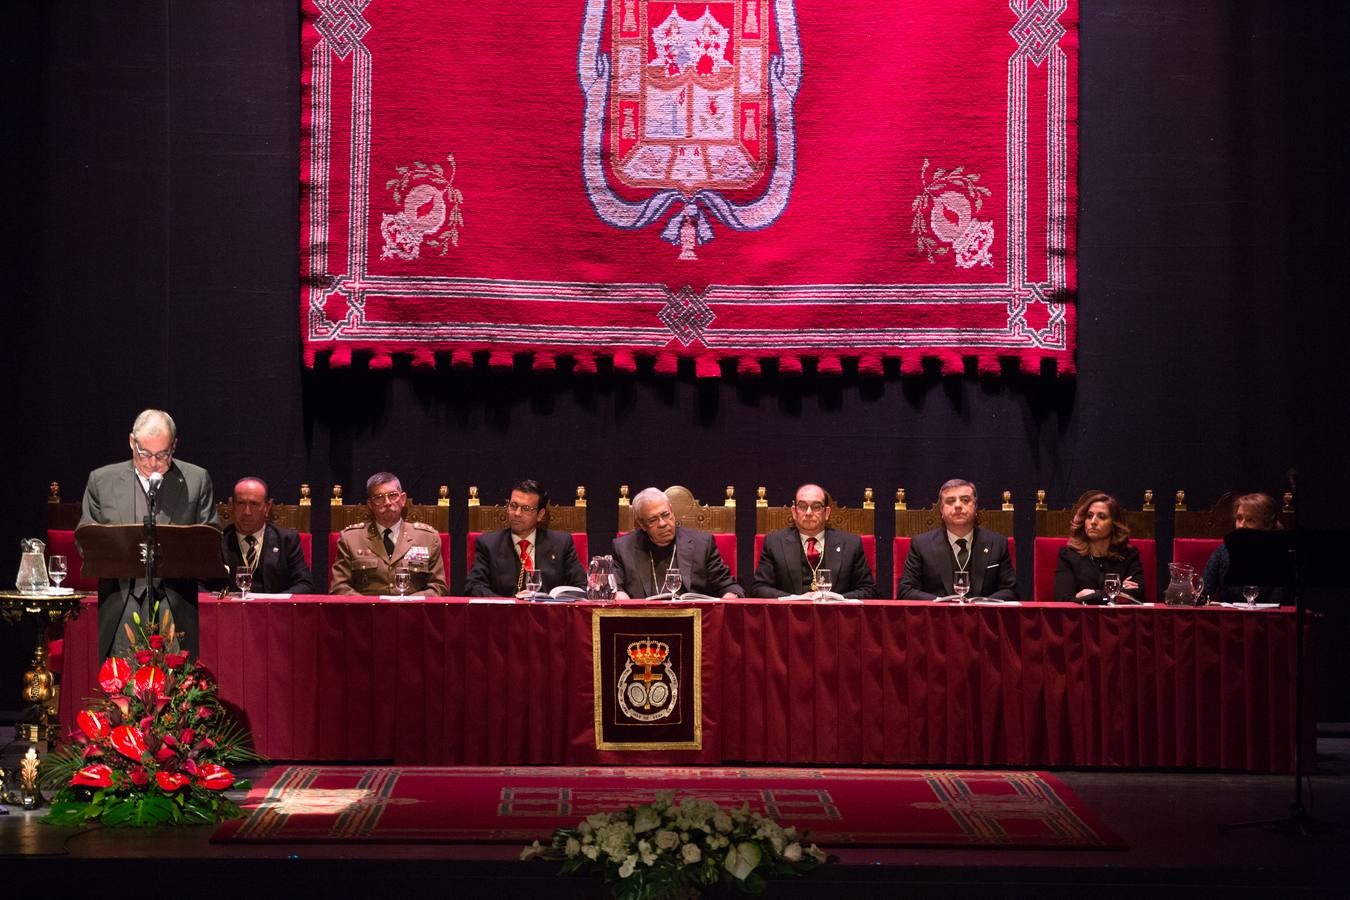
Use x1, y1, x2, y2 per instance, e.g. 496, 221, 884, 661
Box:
583, 845, 599, 860
783, 842, 802, 862
713, 812, 733, 833
681, 843, 702, 864
565, 837, 581, 858
655, 829, 680, 850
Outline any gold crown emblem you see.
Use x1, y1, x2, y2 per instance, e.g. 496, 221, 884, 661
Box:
627, 638, 670, 668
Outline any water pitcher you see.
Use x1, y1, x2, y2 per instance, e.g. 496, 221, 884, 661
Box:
16, 538, 49, 593
1162, 562, 1204, 606
586, 555, 617, 602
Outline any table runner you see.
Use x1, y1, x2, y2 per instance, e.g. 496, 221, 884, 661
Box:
301, 1, 1079, 376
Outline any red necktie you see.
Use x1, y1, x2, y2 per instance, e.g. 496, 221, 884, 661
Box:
806, 537, 821, 568
519, 539, 534, 571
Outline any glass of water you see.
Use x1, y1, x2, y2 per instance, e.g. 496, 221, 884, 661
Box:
1102, 572, 1122, 606
524, 569, 543, 597
235, 566, 253, 600
48, 555, 68, 590
815, 568, 833, 600
952, 571, 970, 602
662, 569, 683, 599
394, 566, 412, 598
1242, 585, 1260, 608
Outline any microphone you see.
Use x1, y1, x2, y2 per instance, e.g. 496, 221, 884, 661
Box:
147, 472, 164, 504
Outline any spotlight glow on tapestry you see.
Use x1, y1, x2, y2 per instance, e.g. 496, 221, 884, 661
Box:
301, 1, 1078, 376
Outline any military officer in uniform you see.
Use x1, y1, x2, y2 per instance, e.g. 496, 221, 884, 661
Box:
329, 472, 448, 596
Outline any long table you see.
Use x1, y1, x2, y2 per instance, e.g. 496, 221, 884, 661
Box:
57, 596, 1309, 771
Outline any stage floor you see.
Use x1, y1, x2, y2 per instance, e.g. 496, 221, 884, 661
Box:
4, 731, 1349, 898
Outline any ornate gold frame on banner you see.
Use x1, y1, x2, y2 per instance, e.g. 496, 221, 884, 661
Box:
592, 607, 702, 751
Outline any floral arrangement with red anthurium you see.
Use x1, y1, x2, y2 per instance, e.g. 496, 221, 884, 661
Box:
42, 602, 261, 827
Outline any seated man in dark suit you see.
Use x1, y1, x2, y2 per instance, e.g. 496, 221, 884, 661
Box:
751, 484, 876, 599
221, 476, 313, 594
898, 478, 1018, 601
465, 479, 586, 596
613, 487, 743, 600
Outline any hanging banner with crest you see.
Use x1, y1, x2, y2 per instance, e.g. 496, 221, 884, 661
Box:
592, 608, 702, 750
302, 1, 1078, 376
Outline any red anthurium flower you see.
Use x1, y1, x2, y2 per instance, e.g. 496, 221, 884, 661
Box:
149, 634, 165, 650
132, 665, 166, 699
97, 657, 132, 695
110, 724, 149, 762
129, 767, 148, 787
77, 710, 111, 741
156, 771, 190, 792
196, 763, 234, 791
164, 651, 189, 669
72, 764, 114, 788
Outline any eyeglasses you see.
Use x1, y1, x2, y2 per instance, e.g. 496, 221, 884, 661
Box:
793, 501, 827, 513
507, 501, 538, 513
640, 509, 675, 528
369, 490, 403, 505
132, 439, 174, 463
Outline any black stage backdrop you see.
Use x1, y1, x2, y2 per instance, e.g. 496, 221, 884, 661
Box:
3, 2, 1347, 718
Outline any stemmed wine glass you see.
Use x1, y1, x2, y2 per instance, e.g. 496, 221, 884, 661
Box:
952, 571, 970, 603
1242, 585, 1260, 609
48, 555, 68, 591
662, 569, 683, 600
1102, 572, 1122, 606
394, 566, 412, 598
235, 566, 253, 601
815, 568, 833, 600
525, 569, 544, 598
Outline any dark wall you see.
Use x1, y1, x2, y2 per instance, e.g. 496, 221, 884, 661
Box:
4, 2, 1346, 715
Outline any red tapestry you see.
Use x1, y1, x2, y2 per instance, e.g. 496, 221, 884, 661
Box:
301, 1, 1079, 376
214, 765, 1123, 848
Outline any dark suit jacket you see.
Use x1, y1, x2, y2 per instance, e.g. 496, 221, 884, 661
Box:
751, 526, 876, 599
78, 459, 220, 657
464, 527, 586, 597
221, 522, 314, 594
612, 527, 744, 598
1053, 544, 1144, 602
898, 526, 1018, 601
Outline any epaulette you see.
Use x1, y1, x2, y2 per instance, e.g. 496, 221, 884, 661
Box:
343, 522, 367, 531
410, 521, 437, 532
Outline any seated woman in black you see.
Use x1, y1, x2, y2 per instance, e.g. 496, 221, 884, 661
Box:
1054, 492, 1144, 603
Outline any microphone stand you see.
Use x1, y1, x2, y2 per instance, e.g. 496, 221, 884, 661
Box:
141, 480, 160, 622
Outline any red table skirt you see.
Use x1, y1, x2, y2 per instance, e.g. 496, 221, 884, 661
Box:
57, 597, 1309, 771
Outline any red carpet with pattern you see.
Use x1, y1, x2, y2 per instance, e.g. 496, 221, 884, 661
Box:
213, 765, 1123, 849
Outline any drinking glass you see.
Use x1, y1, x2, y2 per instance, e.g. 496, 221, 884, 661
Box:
815, 568, 833, 599
662, 569, 683, 599
235, 566, 253, 600
1242, 585, 1260, 609
952, 571, 970, 602
48, 555, 68, 590
1102, 573, 1122, 606
524, 569, 544, 597
394, 566, 412, 597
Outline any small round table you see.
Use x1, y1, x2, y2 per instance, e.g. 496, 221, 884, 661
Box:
0, 590, 88, 750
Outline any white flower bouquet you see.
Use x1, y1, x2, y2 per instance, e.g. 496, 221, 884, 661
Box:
522, 792, 832, 899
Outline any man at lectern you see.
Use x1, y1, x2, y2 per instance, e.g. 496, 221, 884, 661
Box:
464, 479, 586, 597
329, 472, 448, 596
79, 409, 219, 659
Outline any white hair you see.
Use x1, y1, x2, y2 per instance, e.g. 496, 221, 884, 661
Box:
131, 409, 177, 442
631, 487, 669, 519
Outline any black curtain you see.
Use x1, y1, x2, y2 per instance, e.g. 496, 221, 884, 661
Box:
4, 1, 1346, 717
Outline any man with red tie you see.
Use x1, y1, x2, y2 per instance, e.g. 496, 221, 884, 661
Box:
750, 484, 876, 599
464, 479, 587, 597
